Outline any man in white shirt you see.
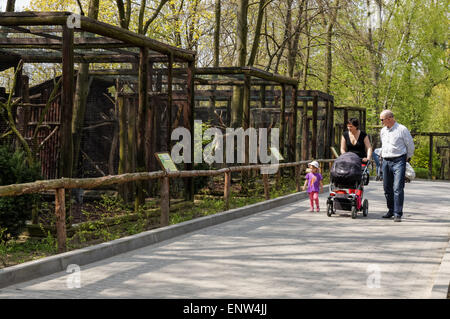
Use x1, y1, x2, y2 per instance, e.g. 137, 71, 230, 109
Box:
379, 110, 415, 222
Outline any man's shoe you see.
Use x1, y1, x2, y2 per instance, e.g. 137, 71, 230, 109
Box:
394, 216, 402, 222
382, 213, 394, 218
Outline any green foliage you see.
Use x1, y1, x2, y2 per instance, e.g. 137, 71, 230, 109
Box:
0, 145, 41, 241
410, 143, 441, 178
0, 226, 57, 268
414, 167, 429, 179
70, 194, 130, 245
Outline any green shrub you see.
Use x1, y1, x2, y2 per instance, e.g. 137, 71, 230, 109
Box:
414, 167, 429, 179
0, 145, 41, 241
410, 144, 441, 178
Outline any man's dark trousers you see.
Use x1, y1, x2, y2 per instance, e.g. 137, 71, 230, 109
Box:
382, 154, 407, 217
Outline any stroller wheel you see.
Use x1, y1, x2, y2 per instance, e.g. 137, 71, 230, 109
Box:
327, 202, 334, 217
351, 206, 358, 219
362, 199, 368, 217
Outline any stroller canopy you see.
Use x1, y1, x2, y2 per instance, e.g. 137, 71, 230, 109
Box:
331, 152, 362, 185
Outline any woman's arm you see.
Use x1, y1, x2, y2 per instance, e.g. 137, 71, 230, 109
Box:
340, 135, 347, 154
363, 135, 373, 162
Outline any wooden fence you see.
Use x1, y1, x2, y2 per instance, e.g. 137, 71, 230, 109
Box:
0, 158, 335, 253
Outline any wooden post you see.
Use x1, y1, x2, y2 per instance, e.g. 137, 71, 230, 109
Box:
60, 25, 74, 178
429, 134, 433, 179
241, 74, 251, 193
311, 95, 318, 159
263, 173, 270, 200
359, 110, 362, 130
160, 176, 170, 226
224, 171, 231, 210
362, 108, 366, 131
156, 70, 162, 92
184, 60, 195, 201
118, 91, 128, 201
55, 188, 66, 253
259, 85, 265, 108
146, 63, 154, 194
325, 98, 334, 159
343, 108, 348, 128
301, 100, 308, 161
167, 53, 173, 151
291, 85, 298, 162
289, 85, 298, 164
243, 74, 251, 130
209, 86, 216, 122
323, 100, 328, 159
136, 47, 148, 207
295, 165, 301, 192
279, 84, 286, 158
329, 99, 335, 153
127, 97, 137, 202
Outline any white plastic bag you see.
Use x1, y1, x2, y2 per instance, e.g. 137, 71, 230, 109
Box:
405, 162, 415, 180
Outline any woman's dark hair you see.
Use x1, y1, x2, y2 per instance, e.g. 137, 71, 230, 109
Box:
347, 117, 360, 128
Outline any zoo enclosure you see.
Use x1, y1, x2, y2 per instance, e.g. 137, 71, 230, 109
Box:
0, 11, 197, 202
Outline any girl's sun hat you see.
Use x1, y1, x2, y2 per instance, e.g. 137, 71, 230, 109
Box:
308, 161, 320, 168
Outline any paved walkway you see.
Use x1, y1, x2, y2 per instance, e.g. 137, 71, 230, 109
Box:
0, 180, 449, 298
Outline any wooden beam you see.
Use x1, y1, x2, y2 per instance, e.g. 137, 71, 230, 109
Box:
3, 25, 62, 40
0, 37, 135, 50
78, 15, 195, 62
18, 54, 139, 63
195, 67, 297, 86
0, 12, 195, 62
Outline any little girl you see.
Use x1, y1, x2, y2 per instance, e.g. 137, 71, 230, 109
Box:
302, 161, 324, 212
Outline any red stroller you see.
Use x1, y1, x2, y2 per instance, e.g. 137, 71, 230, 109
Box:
327, 153, 370, 219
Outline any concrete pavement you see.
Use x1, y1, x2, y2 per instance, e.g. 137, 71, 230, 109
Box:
0, 180, 448, 298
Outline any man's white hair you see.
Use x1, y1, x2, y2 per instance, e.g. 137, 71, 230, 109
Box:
380, 109, 394, 118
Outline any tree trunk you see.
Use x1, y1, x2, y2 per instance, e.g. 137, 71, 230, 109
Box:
231, 0, 248, 128
6, 0, 15, 12
247, 0, 267, 66
214, 0, 221, 67
72, 0, 100, 178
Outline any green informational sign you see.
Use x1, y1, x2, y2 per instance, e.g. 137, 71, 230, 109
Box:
270, 147, 284, 161
155, 152, 178, 172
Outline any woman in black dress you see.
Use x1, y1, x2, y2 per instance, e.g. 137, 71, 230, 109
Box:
339, 118, 373, 209
340, 118, 373, 163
